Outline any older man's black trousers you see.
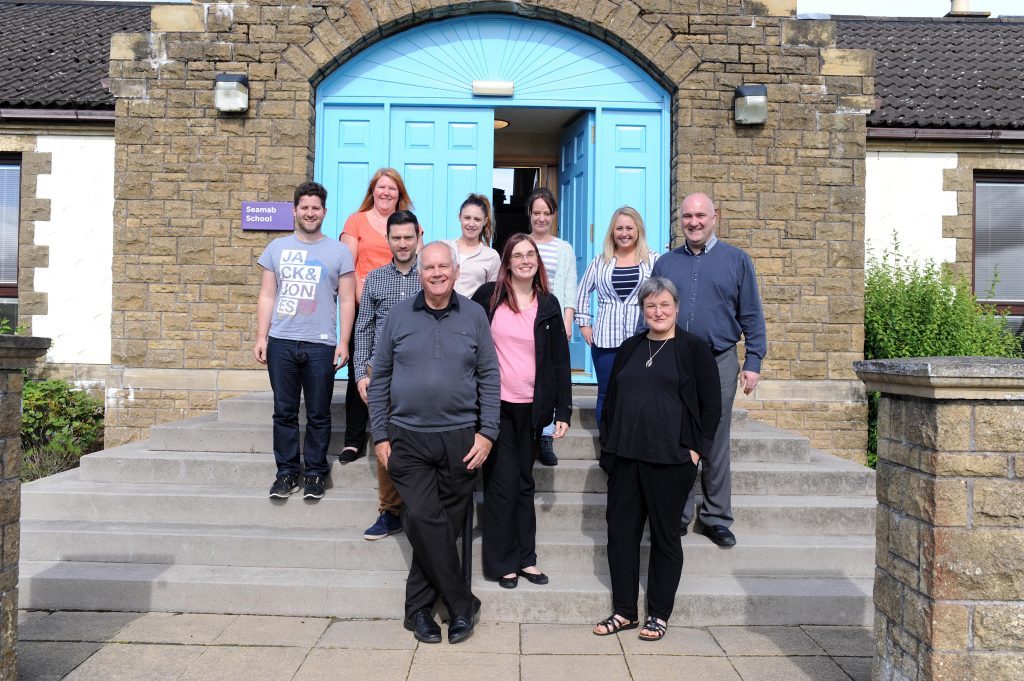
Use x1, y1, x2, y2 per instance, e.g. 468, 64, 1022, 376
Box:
606, 456, 698, 622
386, 424, 478, 619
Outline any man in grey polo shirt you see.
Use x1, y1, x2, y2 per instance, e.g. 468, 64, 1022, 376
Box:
368, 241, 500, 645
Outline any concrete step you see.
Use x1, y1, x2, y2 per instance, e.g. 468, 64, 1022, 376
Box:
148, 416, 808, 462
214, 390, 751, 432
78, 445, 873, 496
21, 520, 875, 578
18, 560, 873, 626
23, 471, 875, 534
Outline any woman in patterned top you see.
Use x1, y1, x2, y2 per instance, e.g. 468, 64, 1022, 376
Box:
575, 206, 659, 426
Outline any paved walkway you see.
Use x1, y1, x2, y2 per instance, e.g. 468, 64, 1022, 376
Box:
18, 610, 872, 680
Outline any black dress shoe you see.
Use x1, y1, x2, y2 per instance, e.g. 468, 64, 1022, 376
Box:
702, 524, 737, 547
518, 569, 549, 585
498, 575, 518, 589
403, 608, 441, 644
447, 597, 481, 644
338, 446, 365, 464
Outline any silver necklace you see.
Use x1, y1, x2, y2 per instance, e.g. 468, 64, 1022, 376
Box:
646, 337, 670, 368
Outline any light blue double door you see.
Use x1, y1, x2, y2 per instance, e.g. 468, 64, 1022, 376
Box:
320, 103, 663, 382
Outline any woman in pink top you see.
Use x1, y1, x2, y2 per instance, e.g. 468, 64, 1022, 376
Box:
337, 168, 413, 470
471, 234, 572, 589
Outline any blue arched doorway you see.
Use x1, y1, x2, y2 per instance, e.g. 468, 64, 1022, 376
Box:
315, 15, 670, 381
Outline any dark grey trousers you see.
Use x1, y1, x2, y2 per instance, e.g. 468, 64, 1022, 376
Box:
681, 346, 738, 528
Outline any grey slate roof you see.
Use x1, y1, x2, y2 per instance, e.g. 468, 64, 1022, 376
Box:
835, 16, 1024, 130
0, 2, 150, 110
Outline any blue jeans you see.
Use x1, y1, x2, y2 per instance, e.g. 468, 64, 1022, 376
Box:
591, 345, 619, 427
266, 337, 336, 478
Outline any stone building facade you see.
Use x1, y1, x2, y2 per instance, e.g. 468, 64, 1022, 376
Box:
105, 0, 873, 461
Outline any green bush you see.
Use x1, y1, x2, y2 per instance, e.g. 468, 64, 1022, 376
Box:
863, 245, 1022, 467
21, 379, 104, 482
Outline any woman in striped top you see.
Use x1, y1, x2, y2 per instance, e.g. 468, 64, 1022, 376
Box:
574, 206, 659, 424
526, 187, 577, 466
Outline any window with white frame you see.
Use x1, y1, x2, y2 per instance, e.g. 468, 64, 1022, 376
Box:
0, 157, 18, 325
974, 174, 1024, 313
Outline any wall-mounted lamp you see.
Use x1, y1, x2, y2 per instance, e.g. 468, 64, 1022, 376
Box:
214, 74, 249, 113
494, 119, 509, 130
472, 80, 514, 97
733, 84, 768, 125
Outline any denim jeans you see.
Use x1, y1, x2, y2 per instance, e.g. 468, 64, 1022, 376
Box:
266, 337, 336, 478
591, 345, 619, 427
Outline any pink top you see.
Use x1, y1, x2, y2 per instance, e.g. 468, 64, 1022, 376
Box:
491, 298, 537, 403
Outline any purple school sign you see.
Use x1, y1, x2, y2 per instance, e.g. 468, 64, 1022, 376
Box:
241, 201, 294, 231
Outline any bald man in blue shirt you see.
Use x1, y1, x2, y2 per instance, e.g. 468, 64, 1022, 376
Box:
650, 193, 767, 548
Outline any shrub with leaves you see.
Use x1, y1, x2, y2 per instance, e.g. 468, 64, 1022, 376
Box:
21, 379, 104, 481
863, 244, 1022, 466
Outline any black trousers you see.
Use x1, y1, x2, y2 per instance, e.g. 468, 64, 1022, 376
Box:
606, 456, 698, 622
386, 424, 477, 619
343, 305, 369, 451
481, 401, 538, 579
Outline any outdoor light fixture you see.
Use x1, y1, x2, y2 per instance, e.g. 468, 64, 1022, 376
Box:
472, 80, 514, 97
214, 74, 249, 113
733, 84, 768, 125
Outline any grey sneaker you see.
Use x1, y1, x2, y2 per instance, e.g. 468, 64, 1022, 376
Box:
269, 474, 300, 498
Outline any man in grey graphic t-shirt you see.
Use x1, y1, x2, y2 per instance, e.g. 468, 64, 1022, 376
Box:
254, 181, 355, 501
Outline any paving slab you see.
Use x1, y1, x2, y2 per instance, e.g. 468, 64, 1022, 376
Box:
316, 618, 417, 650
17, 641, 102, 681
834, 655, 872, 681
521, 653, 630, 681
802, 625, 873, 657
113, 612, 237, 644
292, 648, 413, 681
17, 610, 48, 626
407, 649, 519, 681
709, 625, 827, 656
179, 645, 309, 681
730, 655, 852, 681
62, 643, 205, 681
18, 611, 144, 642
626, 655, 742, 680
618, 626, 726, 656
521, 623, 623, 655
429, 621, 519, 654
213, 614, 331, 647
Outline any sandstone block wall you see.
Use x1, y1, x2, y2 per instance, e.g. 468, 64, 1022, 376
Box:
105, 0, 871, 460
856, 357, 1024, 681
0, 336, 51, 679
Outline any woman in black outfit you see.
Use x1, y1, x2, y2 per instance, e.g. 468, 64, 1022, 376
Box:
472, 234, 572, 589
593, 276, 721, 641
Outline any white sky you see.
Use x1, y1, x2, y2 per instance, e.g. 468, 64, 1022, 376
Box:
798, 0, 1023, 17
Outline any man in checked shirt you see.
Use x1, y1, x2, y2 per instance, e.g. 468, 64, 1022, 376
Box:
352, 210, 423, 541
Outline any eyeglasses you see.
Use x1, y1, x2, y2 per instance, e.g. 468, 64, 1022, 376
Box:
510, 252, 538, 262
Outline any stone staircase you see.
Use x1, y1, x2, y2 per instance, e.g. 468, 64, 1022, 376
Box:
20, 388, 875, 625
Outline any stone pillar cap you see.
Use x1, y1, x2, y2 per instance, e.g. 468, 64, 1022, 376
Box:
0, 336, 51, 370
855, 357, 1024, 399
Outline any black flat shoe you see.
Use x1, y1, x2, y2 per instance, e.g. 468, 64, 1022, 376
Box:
518, 569, 549, 585
702, 524, 737, 547
403, 608, 441, 644
498, 575, 518, 589
447, 597, 481, 644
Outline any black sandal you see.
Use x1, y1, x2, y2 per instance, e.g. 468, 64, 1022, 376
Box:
592, 613, 638, 636
638, 616, 667, 641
